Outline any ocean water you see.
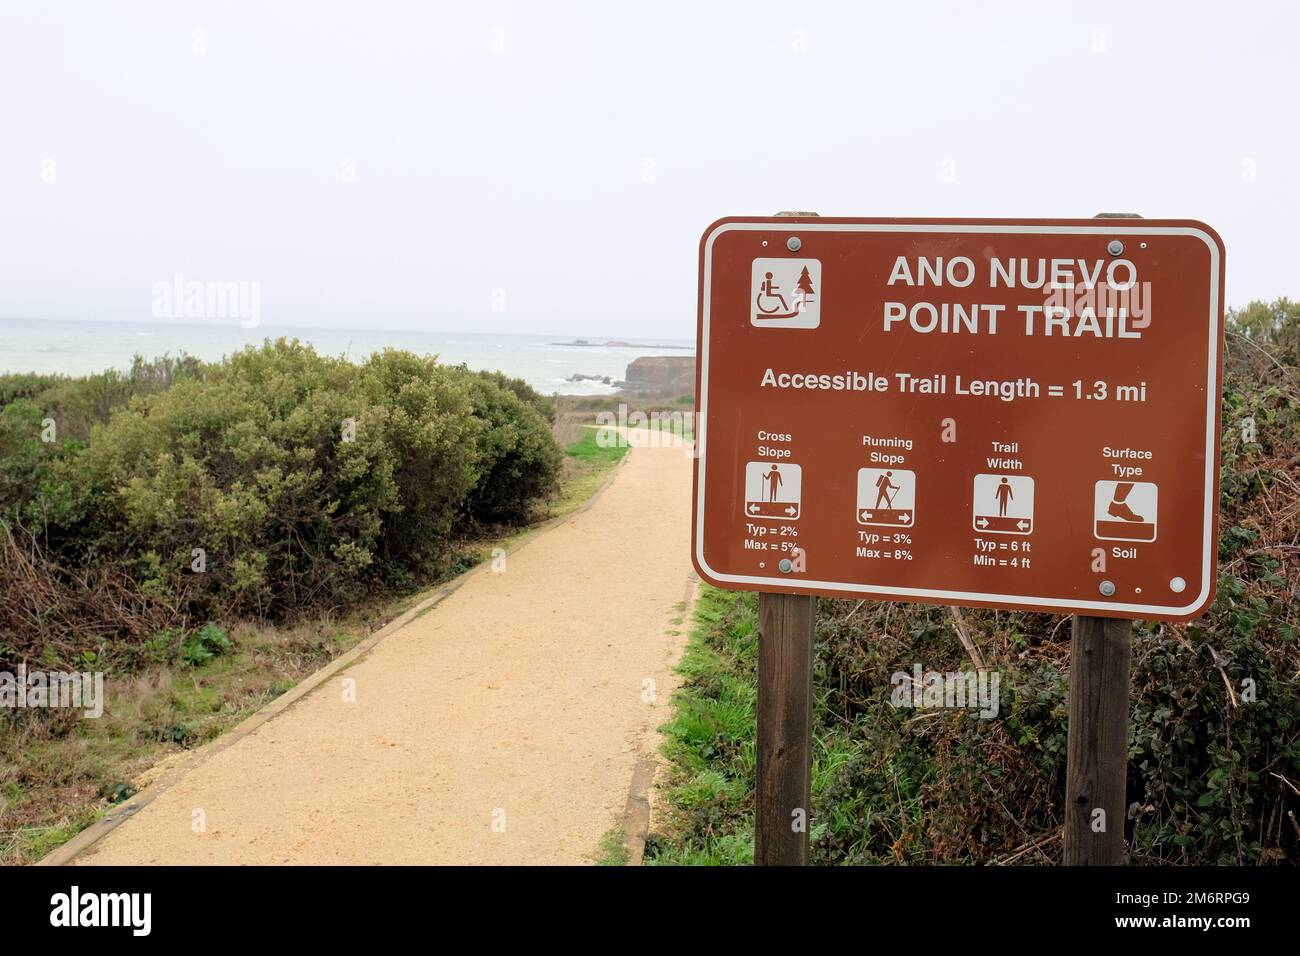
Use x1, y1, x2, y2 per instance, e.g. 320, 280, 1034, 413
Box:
0, 319, 694, 397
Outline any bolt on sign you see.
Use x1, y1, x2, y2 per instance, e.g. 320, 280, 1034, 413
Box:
692, 217, 1226, 621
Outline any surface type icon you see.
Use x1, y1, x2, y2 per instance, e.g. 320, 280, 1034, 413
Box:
743, 461, 802, 520
749, 258, 822, 329
1094, 480, 1158, 541
971, 474, 1035, 535
857, 468, 916, 527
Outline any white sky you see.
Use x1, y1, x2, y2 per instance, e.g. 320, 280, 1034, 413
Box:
1, 1, 1297, 339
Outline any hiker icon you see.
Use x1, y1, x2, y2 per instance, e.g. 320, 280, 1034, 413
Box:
875, 471, 900, 508
857, 468, 915, 527
743, 461, 802, 521
1094, 480, 1158, 542
972, 474, 1035, 535
764, 463, 783, 501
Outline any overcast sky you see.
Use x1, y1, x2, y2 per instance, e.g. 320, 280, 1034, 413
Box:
1, 1, 1296, 339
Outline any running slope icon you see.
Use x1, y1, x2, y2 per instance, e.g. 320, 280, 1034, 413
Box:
972, 474, 1035, 535
857, 468, 916, 527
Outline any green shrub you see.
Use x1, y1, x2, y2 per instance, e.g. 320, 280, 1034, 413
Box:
0, 339, 562, 649
0, 400, 58, 528
456, 368, 562, 525
0, 372, 64, 407
470, 367, 557, 424
62, 342, 481, 615
0, 354, 203, 444
352, 349, 486, 580
181, 624, 232, 666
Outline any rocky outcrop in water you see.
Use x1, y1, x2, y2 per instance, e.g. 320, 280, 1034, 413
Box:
624, 355, 695, 394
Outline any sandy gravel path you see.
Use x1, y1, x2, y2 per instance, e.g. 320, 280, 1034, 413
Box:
74, 432, 694, 865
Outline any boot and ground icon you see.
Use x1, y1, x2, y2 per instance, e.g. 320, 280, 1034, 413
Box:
1094, 480, 1158, 541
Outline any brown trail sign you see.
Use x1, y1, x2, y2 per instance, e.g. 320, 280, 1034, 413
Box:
692, 215, 1226, 865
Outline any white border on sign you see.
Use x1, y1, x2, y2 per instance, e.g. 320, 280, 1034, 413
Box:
695, 221, 1220, 616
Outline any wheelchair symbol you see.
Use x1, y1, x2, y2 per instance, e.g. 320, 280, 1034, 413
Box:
755, 272, 803, 320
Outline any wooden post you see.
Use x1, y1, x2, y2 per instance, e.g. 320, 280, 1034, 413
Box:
1062, 211, 1140, 867
752, 208, 820, 867
1063, 615, 1132, 864
755, 591, 816, 865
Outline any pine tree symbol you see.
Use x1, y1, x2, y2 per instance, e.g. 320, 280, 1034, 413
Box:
796, 266, 815, 301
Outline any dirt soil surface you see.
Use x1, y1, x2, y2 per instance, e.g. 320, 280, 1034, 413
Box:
75, 432, 695, 865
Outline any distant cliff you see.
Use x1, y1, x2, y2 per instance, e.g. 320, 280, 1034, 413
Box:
624, 355, 695, 394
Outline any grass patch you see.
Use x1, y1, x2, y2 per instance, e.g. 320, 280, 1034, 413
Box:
644, 586, 759, 866
520, 425, 630, 523
644, 586, 1103, 865
564, 426, 630, 465
649, 578, 1300, 865
0, 616, 373, 864
596, 826, 629, 866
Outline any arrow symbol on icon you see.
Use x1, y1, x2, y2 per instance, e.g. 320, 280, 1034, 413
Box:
748, 504, 759, 514
977, 518, 990, 528
785, 506, 797, 516
898, 512, 912, 524
860, 511, 873, 521
1017, 520, 1029, 530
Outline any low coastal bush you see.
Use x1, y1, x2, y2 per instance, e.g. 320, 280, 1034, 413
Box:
459, 369, 563, 525
0, 340, 562, 668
